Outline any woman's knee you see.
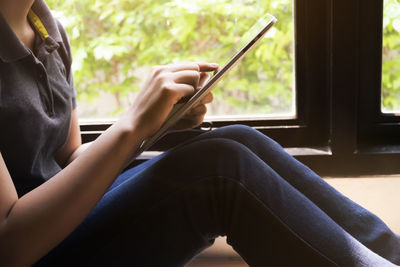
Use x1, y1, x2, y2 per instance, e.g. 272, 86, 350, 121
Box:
200, 124, 281, 151
157, 137, 257, 183
213, 124, 259, 139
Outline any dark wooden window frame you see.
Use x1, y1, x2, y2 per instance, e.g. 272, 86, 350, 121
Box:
80, 0, 400, 176
358, 0, 400, 145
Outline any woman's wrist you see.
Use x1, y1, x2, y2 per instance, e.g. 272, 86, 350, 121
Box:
115, 113, 149, 145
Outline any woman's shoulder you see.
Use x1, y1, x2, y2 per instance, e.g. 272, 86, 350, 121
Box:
53, 19, 72, 67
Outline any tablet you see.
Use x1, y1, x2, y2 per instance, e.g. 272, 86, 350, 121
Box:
132, 13, 277, 159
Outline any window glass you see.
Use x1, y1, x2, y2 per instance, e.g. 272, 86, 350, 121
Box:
382, 0, 400, 113
47, 0, 294, 120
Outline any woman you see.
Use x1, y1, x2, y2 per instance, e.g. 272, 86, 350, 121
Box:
0, 0, 399, 266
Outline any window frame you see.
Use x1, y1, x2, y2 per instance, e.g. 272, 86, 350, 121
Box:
81, 0, 331, 147
80, 0, 400, 176
358, 0, 400, 145
311, 0, 400, 176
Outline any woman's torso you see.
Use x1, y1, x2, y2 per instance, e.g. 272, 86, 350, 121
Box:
0, 0, 76, 196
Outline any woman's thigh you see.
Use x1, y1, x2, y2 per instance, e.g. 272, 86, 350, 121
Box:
34, 132, 398, 266
189, 125, 400, 263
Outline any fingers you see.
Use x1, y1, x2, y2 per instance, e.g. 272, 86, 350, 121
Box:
179, 107, 206, 129
174, 103, 210, 131
198, 72, 211, 89
165, 83, 196, 100
186, 104, 207, 117
196, 62, 219, 72
151, 62, 218, 104
184, 92, 213, 106
166, 63, 200, 72
166, 62, 219, 73
172, 70, 200, 90
200, 92, 213, 104
135, 62, 217, 138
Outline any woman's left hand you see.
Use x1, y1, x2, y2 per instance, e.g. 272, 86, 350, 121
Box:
171, 72, 214, 131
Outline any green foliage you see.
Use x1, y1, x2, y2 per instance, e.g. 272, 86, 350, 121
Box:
46, 0, 295, 118
382, 0, 400, 112
45, 0, 400, 117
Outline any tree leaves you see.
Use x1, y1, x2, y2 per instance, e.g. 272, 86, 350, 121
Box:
45, 0, 400, 117
382, 0, 400, 112
46, 0, 294, 118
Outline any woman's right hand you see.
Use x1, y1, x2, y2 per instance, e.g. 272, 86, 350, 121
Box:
126, 62, 219, 140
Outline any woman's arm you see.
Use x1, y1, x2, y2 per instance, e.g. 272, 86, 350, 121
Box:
0, 116, 144, 267
54, 109, 85, 167
55, 70, 215, 167
0, 62, 218, 267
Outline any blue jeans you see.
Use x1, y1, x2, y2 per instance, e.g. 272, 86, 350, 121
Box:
35, 125, 400, 266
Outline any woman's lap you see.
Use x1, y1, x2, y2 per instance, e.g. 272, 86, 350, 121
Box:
34, 125, 400, 267
192, 125, 400, 263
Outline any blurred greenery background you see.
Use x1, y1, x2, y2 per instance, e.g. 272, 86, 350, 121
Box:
46, 0, 399, 119
46, 0, 294, 119
382, 0, 400, 113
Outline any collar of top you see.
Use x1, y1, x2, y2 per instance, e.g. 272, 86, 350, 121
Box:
0, 0, 63, 63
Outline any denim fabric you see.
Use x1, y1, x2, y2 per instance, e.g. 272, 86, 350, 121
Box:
34, 125, 400, 267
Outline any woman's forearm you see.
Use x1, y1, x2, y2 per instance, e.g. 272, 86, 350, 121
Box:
0, 62, 218, 267
0, 119, 145, 266
66, 141, 92, 164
